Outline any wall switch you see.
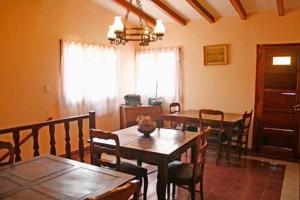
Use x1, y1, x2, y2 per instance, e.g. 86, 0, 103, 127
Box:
43, 84, 52, 94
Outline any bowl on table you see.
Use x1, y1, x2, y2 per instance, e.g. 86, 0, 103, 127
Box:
136, 115, 157, 137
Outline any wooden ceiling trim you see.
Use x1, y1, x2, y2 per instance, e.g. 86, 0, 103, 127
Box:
185, 0, 215, 23
276, 0, 284, 16
112, 0, 156, 25
229, 0, 247, 20
150, 0, 188, 26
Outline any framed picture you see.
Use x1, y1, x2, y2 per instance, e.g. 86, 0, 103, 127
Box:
204, 44, 228, 65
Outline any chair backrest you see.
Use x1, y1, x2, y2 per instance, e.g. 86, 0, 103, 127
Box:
199, 109, 224, 132
192, 128, 210, 178
87, 180, 141, 200
162, 115, 184, 130
0, 141, 14, 166
182, 118, 199, 132
240, 110, 253, 137
89, 129, 121, 169
169, 102, 181, 114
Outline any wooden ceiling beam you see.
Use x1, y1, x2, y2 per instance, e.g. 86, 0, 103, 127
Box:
229, 0, 247, 20
150, 0, 188, 25
112, 0, 156, 25
276, 0, 284, 16
185, 0, 215, 23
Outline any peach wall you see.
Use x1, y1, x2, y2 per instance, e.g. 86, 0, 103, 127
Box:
143, 10, 300, 146
0, 0, 136, 159
1, 0, 300, 160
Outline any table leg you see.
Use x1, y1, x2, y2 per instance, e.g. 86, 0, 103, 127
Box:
157, 159, 168, 200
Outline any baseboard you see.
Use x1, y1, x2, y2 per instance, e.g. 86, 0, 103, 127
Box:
247, 152, 300, 163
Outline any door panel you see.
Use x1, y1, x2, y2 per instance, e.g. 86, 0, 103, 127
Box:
261, 111, 297, 129
254, 44, 300, 159
264, 90, 296, 110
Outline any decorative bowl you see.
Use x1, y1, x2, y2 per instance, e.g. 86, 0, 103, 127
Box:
137, 127, 156, 137
136, 115, 157, 137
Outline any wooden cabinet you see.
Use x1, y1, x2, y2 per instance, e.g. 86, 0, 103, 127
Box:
120, 105, 163, 129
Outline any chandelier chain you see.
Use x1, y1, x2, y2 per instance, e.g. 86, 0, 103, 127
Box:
124, 0, 133, 23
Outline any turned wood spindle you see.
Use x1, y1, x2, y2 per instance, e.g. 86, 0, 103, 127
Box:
64, 121, 71, 159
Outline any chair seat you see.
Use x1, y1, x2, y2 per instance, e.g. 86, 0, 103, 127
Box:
207, 130, 227, 142
118, 161, 148, 177
168, 161, 201, 184
186, 125, 198, 132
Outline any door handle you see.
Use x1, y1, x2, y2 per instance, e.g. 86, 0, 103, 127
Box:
292, 104, 300, 111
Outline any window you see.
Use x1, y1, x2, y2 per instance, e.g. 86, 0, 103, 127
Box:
272, 56, 291, 65
136, 48, 180, 107
61, 41, 119, 115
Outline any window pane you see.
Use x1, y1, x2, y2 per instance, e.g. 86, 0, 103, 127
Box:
136, 48, 179, 106
272, 56, 291, 65
61, 41, 118, 115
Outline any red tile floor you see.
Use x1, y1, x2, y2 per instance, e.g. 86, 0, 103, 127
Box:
73, 150, 285, 200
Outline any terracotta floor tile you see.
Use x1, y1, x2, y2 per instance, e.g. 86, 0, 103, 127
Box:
72, 150, 286, 200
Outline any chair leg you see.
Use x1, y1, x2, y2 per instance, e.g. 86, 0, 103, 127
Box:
143, 175, 148, 200
185, 151, 188, 162
172, 183, 176, 199
245, 139, 248, 156
137, 159, 142, 167
190, 184, 195, 200
200, 175, 204, 200
216, 136, 221, 165
238, 142, 242, 160
167, 182, 170, 199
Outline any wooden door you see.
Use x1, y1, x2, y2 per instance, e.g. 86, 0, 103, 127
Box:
254, 44, 300, 159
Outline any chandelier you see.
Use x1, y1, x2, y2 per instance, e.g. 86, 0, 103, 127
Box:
107, 0, 165, 46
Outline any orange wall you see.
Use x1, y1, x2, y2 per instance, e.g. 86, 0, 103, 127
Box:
144, 10, 300, 146
1, 0, 300, 159
0, 0, 136, 159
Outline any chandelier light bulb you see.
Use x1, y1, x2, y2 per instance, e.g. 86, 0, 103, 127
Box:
107, 25, 116, 40
154, 20, 165, 35
144, 28, 150, 35
112, 16, 124, 33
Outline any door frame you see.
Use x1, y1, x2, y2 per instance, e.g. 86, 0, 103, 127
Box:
253, 43, 300, 158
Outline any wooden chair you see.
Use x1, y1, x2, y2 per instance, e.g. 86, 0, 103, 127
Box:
231, 110, 253, 160
167, 128, 210, 200
169, 102, 182, 129
89, 129, 148, 200
169, 102, 181, 114
0, 141, 14, 166
87, 180, 141, 200
183, 118, 199, 132
199, 109, 226, 165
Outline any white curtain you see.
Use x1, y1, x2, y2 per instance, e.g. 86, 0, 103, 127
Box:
60, 40, 119, 116
136, 47, 180, 108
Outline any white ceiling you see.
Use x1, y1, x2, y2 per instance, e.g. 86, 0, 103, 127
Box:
91, 0, 300, 24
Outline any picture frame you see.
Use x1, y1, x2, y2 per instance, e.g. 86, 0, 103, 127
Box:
204, 44, 228, 65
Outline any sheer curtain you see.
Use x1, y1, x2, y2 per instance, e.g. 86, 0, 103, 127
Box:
136, 47, 180, 108
60, 40, 119, 116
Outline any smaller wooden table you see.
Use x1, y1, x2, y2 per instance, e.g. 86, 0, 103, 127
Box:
164, 110, 244, 163
0, 155, 133, 200
92, 126, 201, 200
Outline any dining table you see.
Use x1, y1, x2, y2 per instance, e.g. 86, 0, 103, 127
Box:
163, 109, 244, 163
92, 126, 201, 200
0, 155, 133, 200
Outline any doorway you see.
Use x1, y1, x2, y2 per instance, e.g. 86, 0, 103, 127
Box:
253, 43, 300, 159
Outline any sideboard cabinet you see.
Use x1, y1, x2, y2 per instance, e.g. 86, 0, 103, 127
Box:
120, 105, 163, 129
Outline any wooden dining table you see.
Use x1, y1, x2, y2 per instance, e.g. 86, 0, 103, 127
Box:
92, 126, 201, 200
163, 109, 244, 163
0, 155, 133, 200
